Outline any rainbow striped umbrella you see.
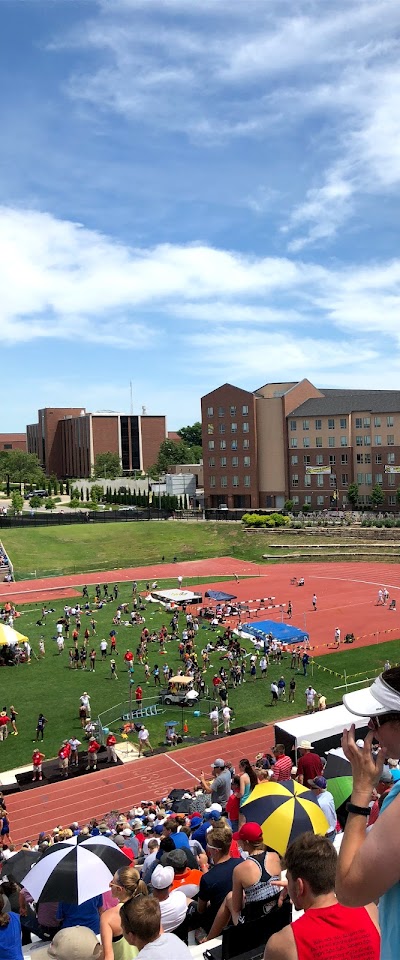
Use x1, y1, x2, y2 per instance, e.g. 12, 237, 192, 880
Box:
242, 780, 329, 856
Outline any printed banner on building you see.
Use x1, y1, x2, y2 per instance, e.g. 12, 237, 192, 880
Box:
305, 466, 332, 475
384, 465, 400, 474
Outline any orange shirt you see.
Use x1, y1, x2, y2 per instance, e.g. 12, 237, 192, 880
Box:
171, 868, 203, 892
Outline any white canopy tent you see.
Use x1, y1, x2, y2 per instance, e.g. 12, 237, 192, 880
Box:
274, 704, 369, 761
149, 589, 202, 607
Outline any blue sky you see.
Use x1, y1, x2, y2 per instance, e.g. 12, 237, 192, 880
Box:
2, 0, 400, 431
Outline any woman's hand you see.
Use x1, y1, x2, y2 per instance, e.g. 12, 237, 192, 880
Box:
341, 725, 386, 803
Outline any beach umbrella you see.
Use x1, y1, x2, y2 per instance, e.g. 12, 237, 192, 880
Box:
242, 780, 329, 857
21, 834, 130, 904
323, 752, 352, 780
326, 776, 353, 810
1, 849, 41, 883
0, 624, 28, 646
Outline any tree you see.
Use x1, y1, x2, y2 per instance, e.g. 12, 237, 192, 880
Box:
348, 482, 359, 508
10, 491, 23, 514
177, 422, 202, 447
371, 484, 385, 509
93, 452, 122, 480
0, 451, 44, 494
90, 484, 104, 503
284, 500, 294, 513
397, 487, 400, 506
152, 439, 201, 474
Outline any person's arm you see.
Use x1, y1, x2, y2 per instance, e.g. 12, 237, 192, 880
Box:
100, 911, 115, 960
296, 758, 304, 785
199, 771, 213, 794
336, 725, 400, 906
264, 926, 297, 960
239, 773, 247, 799
231, 863, 247, 922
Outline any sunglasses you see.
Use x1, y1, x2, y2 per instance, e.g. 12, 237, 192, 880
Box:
368, 712, 399, 731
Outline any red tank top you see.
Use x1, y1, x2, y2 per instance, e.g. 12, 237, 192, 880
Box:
291, 902, 380, 960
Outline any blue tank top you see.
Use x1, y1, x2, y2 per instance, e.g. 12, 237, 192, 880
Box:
240, 780, 252, 807
379, 778, 400, 960
0, 912, 23, 960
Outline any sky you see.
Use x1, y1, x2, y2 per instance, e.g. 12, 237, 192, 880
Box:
2, 0, 400, 431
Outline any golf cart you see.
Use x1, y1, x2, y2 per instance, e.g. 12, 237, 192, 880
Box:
159, 675, 199, 707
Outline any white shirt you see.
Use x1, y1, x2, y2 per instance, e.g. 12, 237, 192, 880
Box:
260, 658, 267, 670
271, 683, 278, 695
317, 789, 337, 833
56, 624, 63, 634
210, 709, 219, 723
138, 932, 191, 959
306, 688, 317, 703
159, 892, 188, 934
100, 640, 107, 650
69, 738, 81, 749
80, 695, 90, 708
139, 728, 149, 741
222, 706, 231, 719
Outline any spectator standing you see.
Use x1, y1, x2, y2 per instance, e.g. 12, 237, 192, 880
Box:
278, 677, 286, 700
32, 748, 45, 782
86, 736, 100, 771
308, 777, 337, 841
264, 833, 379, 960
271, 745, 293, 782
289, 678, 296, 703
199, 759, 231, 809
0, 712, 10, 741
222, 705, 232, 734
270, 681, 278, 705
106, 732, 118, 764
296, 742, 323, 785
209, 707, 219, 736
138, 726, 153, 756
305, 685, 317, 714
68, 736, 81, 767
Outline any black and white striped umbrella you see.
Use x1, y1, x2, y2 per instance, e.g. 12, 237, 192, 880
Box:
21, 834, 130, 904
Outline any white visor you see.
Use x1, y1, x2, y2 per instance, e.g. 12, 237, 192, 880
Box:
344, 675, 400, 717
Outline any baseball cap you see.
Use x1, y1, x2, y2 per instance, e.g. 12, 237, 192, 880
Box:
154, 824, 164, 835
212, 758, 225, 768
233, 823, 263, 844
122, 828, 132, 837
34, 926, 102, 960
161, 848, 187, 870
113, 835, 125, 847
151, 864, 174, 889
308, 776, 327, 790
343, 673, 398, 718
190, 816, 202, 828
204, 810, 221, 822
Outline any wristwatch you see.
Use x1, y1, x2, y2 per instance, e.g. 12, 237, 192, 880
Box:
346, 801, 370, 817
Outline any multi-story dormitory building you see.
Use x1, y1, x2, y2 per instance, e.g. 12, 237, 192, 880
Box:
201, 379, 400, 511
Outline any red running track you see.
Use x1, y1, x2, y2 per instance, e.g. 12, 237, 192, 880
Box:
7, 726, 274, 844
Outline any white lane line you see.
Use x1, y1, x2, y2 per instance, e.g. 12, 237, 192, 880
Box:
313, 575, 400, 590
165, 753, 198, 780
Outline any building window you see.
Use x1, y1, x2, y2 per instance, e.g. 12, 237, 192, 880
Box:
329, 455, 336, 465
357, 453, 363, 464
317, 474, 324, 487
232, 475, 239, 487
232, 456, 239, 467
387, 435, 395, 445
303, 420, 309, 430
357, 473, 364, 484
242, 405, 249, 415
363, 417, 370, 427
315, 419, 322, 431
218, 407, 224, 417
328, 437, 335, 448
304, 495, 312, 505
231, 423, 237, 433
365, 473, 372, 485
364, 436, 371, 446
290, 420, 297, 431
292, 474, 299, 486
243, 439, 250, 449
303, 455, 310, 465
374, 435, 382, 445
364, 453, 371, 464
220, 457, 227, 467
208, 457, 215, 467
375, 454, 382, 464
291, 438, 298, 448
316, 454, 324, 465
329, 474, 336, 487
316, 437, 322, 447
387, 452, 395, 464
291, 455, 298, 465
244, 456, 251, 466
207, 423, 214, 434
208, 440, 215, 450
389, 495, 396, 505
244, 475, 251, 487
342, 474, 349, 486
387, 416, 394, 427
356, 436, 363, 446
293, 495, 299, 505
303, 437, 310, 448
230, 406, 236, 417
375, 474, 383, 485
388, 474, 396, 486
207, 406, 214, 416
219, 423, 225, 434
340, 436, 347, 446
340, 418, 347, 429
374, 416, 381, 427
328, 418, 335, 429
220, 440, 226, 449
341, 454, 348, 464
317, 495, 324, 506
210, 476, 216, 487
231, 439, 238, 450
220, 476, 227, 487
304, 474, 311, 486
355, 417, 362, 429
242, 422, 249, 433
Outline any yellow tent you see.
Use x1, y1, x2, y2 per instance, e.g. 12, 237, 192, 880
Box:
0, 623, 28, 647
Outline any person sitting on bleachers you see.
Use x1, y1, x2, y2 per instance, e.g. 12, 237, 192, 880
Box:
161, 848, 202, 897
150, 864, 190, 933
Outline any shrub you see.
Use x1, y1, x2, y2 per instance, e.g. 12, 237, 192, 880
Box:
67, 499, 81, 509
44, 498, 55, 510
29, 496, 42, 508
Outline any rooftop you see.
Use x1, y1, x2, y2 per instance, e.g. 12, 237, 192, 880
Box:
290, 389, 400, 417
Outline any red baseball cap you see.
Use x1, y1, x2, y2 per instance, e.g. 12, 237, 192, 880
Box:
233, 822, 263, 844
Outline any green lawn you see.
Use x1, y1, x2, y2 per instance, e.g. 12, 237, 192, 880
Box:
1, 576, 399, 771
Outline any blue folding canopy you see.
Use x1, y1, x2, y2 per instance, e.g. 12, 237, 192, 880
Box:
205, 590, 237, 601
244, 620, 309, 646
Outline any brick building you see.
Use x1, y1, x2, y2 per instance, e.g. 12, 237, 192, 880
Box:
0, 433, 27, 452
27, 408, 166, 479
202, 381, 400, 510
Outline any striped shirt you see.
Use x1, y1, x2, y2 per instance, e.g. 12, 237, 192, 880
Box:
271, 755, 293, 781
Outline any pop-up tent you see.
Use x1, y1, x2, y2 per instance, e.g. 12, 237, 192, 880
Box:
244, 620, 309, 646
0, 624, 28, 646
274, 704, 369, 760
205, 590, 237, 602
150, 589, 202, 606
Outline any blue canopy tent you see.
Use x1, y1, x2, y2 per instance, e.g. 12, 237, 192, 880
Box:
205, 590, 237, 601
244, 620, 309, 646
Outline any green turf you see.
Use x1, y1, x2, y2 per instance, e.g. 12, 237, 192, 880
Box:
1, 577, 399, 771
